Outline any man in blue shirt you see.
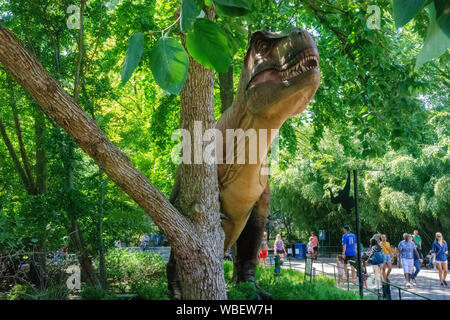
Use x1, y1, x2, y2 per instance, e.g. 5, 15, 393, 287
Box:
398, 233, 419, 288
342, 225, 357, 282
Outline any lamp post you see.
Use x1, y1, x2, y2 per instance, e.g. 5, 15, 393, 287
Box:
353, 169, 363, 299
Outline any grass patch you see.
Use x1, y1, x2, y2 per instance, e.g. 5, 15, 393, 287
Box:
226, 261, 361, 300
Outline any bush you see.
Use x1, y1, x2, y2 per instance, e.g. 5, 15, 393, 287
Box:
131, 278, 169, 300
38, 284, 70, 300
223, 261, 233, 283
7, 284, 35, 300
80, 285, 108, 300
104, 248, 166, 293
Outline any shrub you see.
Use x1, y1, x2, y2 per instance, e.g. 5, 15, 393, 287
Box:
131, 278, 169, 300
38, 284, 70, 300
104, 248, 166, 293
7, 284, 35, 300
223, 261, 233, 283
80, 285, 108, 300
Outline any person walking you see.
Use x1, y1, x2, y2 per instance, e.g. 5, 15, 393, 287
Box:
341, 225, 357, 283
398, 233, 419, 288
259, 232, 269, 267
370, 231, 382, 245
309, 232, 319, 260
380, 234, 393, 282
368, 238, 384, 287
432, 232, 448, 286
412, 230, 422, 251
274, 234, 287, 261
410, 235, 422, 285
336, 254, 345, 287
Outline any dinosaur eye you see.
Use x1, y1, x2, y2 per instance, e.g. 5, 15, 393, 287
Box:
255, 39, 269, 53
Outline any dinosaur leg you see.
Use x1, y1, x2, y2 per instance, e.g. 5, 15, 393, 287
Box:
166, 251, 182, 300
233, 184, 272, 299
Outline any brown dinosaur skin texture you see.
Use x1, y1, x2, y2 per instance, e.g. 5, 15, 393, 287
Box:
168, 28, 320, 299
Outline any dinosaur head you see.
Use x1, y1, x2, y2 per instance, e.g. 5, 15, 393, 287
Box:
237, 28, 320, 122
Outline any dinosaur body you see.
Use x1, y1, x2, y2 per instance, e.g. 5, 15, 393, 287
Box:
168, 28, 321, 298
217, 28, 320, 259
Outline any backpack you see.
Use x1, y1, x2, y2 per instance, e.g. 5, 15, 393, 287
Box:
370, 246, 384, 265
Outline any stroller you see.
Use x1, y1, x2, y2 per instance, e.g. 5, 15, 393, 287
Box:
424, 250, 435, 269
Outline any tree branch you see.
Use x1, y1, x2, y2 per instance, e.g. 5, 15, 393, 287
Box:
0, 119, 33, 193
9, 85, 36, 190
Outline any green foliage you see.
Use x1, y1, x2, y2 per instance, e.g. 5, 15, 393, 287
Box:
104, 248, 166, 293
181, 0, 202, 32
150, 37, 189, 94
7, 284, 34, 300
393, 0, 425, 28
80, 285, 109, 300
121, 32, 145, 84
186, 18, 232, 72
131, 278, 169, 300
225, 264, 360, 300
416, 4, 450, 68
223, 260, 234, 283
228, 282, 258, 300
38, 284, 71, 300
213, 0, 253, 17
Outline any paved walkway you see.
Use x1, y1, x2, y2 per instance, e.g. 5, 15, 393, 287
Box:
274, 257, 450, 300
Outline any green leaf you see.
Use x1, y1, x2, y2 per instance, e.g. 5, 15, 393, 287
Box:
435, 0, 450, 39
181, 0, 201, 32
186, 19, 232, 72
416, 3, 450, 68
150, 37, 189, 95
121, 33, 145, 85
213, 0, 252, 16
393, 0, 425, 28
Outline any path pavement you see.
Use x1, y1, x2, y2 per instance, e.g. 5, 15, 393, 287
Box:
275, 256, 450, 300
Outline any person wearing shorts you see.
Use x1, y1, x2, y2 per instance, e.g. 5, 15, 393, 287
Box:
342, 225, 357, 282
274, 234, 287, 261
432, 232, 448, 286
398, 233, 418, 288
259, 232, 269, 267
380, 235, 393, 282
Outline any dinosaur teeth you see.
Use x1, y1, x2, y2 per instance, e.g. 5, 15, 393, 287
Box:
279, 55, 319, 81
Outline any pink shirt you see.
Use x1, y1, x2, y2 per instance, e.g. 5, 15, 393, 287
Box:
310, 236, 318, 247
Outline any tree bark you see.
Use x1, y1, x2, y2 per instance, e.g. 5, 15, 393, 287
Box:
219, 66, 234, 113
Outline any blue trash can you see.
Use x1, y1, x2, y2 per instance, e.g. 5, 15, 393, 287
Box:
294, 243, 306, 259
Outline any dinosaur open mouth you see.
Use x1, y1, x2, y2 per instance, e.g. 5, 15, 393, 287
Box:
247, 53, 319, 89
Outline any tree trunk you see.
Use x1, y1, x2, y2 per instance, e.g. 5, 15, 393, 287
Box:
219, 66, 234, 113
169, 6, 226, 299
98, 169, 107, 289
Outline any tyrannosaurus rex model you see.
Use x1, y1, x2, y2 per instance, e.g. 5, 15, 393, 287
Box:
168, 28, 321, 299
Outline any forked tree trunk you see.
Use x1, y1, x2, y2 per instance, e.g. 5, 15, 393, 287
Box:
172, 6, 226, 298
0, 23, 226, 299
